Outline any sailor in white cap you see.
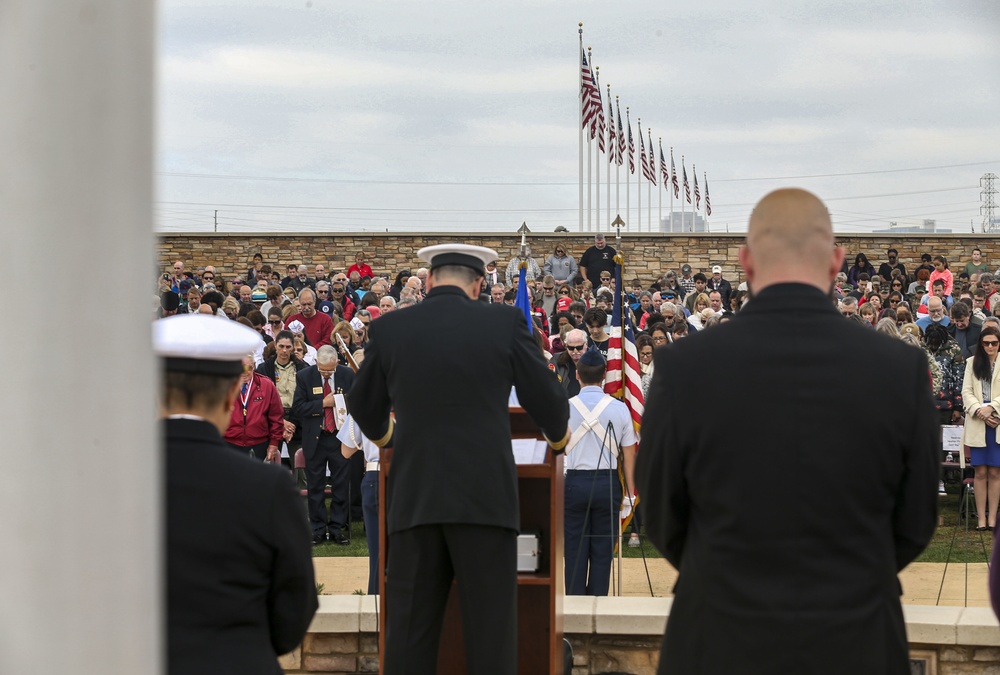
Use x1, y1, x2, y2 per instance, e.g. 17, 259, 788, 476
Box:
347, 243, 571, 675
156, 314, 317, 675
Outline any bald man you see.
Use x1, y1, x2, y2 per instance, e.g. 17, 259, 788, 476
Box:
637, 189, 939, 675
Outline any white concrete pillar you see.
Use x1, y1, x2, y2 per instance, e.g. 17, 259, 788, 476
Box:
0, 2, 158, 673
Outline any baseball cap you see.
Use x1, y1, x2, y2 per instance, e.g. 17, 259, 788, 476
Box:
712, 265, 722, 274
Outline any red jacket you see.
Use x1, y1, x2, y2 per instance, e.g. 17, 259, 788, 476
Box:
224, 374, 284, 447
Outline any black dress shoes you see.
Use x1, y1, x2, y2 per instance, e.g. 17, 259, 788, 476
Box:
330, 531, 350, 546
312, 533, 326, 546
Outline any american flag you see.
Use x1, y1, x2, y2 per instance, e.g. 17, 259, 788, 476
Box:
705, 173, 712, 216
647, 130, 656, 185
607, 97, 616, 163
639, 131, 651, 181
593, 80, 606, 152
580, 49, 600, 133
694, 166, 701, 209
627, 117, 635, 174
604, 259, 645, 432
670, 149, 679, 198
683, 160, 691, 204
616, 103, 626, 166
659, 141, 669, 188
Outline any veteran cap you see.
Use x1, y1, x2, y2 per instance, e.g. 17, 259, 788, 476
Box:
417, 243, 498, 274
154, 314, 260, 376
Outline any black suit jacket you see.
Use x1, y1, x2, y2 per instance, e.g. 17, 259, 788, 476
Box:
166, 418, 317, 675
292, 363, 355, 455
346, 284, 569, 534
637, 283, 939, 675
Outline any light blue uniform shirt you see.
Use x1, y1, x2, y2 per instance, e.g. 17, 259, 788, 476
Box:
565, 386, 638, 471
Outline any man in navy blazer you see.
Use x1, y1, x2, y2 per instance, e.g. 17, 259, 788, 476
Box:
293, 344, 355, 544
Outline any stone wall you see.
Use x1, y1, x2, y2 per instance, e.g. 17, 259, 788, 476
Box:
156, 232, 1000, 287
278, 597, 1000, 675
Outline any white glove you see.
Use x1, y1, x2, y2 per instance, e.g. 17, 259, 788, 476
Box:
620, 494, 636, 520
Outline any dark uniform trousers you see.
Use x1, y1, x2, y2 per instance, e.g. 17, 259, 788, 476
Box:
564, 469, 621, 596
361, 469, 379, 595
307, 429, 351, 537
385, 524, 517, 675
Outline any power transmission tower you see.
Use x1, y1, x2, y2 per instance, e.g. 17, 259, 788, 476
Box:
982, 173, 998, 232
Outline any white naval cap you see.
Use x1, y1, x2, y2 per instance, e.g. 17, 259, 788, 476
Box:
154, 314, 261, 376
417, 243, 498, 273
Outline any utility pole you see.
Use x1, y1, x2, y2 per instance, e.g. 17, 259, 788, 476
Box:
214, 209, 218, 232
982, 173, 997, 233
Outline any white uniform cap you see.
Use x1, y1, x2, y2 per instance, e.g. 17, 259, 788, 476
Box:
287, 320, 305, 333
417, 244, 498, 273
154, 314, 261, 376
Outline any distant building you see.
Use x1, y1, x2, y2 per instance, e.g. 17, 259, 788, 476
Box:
872, 219, 952, 234
661, 211, 705, 233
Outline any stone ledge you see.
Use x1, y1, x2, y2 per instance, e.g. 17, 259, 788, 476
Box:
302, 597, 999, 646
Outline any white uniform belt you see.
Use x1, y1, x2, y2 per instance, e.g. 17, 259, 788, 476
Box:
366, 461, 380, 472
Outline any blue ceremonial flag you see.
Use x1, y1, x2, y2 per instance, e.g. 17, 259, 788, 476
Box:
514, 263, 533, 332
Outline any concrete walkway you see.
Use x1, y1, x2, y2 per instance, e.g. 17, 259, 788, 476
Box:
314, 557, 994, 607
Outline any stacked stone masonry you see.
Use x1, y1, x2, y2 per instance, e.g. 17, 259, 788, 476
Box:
157, 233, 1000, 287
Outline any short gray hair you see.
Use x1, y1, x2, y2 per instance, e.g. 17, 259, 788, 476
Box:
316, 345, 337, 365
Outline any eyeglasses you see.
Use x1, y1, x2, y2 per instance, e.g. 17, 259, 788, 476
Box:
203, 275, 214, 280
600, 277, 611, 281
555, 250, 564, 254
652, 336, 667, 344
558, 290, 570, 296
889, 300, 899, 305
566, 344, 585, 351
640, 350, 653, 357
268, 319, 282, 325
983, 340, 1000, 347
543, 286, 554, 291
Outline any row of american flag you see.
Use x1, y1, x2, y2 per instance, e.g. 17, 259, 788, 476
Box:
580, 43, 711, 229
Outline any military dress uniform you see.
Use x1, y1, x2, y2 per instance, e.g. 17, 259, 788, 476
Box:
157, 315, 317, 675
336, 413, 381, 595
564, 383, 637, 596
347, 244, 570, 675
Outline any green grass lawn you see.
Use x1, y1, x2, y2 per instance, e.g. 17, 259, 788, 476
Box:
311, 491, 996, 563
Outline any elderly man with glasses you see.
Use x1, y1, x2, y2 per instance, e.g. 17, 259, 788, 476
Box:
549, 328, 587, 397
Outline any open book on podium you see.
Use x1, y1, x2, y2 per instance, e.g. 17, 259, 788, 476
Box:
377, 406, 565, 675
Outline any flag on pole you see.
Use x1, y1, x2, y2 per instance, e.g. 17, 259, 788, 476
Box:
670, 149, 679, 198
514, 263, 533, 332
659, 142, 669, 188
683, 161, 691, 204
607, 96, 616, 163
639, 132, 652, 182
604, 257, 645, 431
705, 174, 712, 216
593, 70, 605, 151
694, 168, 701, 209
580, 49, 600, 133
647, 130, 656, 185
616, 103, 625, 166
627, 117, 635, 174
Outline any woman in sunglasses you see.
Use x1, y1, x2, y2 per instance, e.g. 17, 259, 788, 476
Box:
962, 325, 1000, 531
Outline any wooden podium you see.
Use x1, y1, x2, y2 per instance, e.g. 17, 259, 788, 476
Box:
377, 407, 565, 674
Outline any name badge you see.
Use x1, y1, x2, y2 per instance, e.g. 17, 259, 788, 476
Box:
312, 387, 323, 395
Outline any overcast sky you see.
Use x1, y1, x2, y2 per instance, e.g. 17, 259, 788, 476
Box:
157, 0, 1000, 235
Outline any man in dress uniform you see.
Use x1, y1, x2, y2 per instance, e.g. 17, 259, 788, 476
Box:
347, 243, 570, 675
638, 188, 939, 675
563, 347, 637, 596
292, 345, 356, 545
157, 314, 317, 675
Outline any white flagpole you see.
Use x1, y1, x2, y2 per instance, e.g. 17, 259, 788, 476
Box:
626, 107, 631, 232
615, 96, 620, 223
590, 53, 597, 234
587, 56, 604, 235
705, 171, 710, 233
669, 147, 675, 231
658, 138, 662, 232
578, 25, 584, 233
681, 154, 686, 232
647, 127, 652, 233
637, 116, 642, 235
606, 85, 611, 232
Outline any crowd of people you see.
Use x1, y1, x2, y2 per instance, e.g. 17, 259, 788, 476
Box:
156, 239, 1000, 572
